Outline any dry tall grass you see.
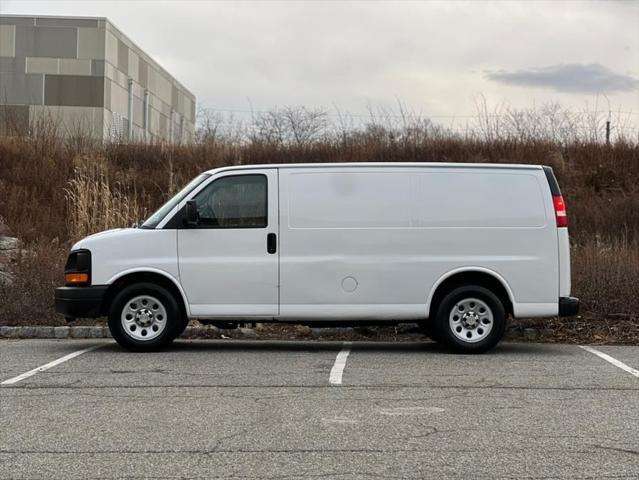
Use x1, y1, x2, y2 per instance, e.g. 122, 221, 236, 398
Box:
65, 157, 146, 239
0, 106, 638, 336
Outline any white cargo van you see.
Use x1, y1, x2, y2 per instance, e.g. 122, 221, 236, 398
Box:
55, 163, 578, 353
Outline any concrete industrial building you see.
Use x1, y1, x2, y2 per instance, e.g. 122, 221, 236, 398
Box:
0, 15, 195, 143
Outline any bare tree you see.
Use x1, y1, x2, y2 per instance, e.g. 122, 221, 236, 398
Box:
281, 106, 329, 147
196, 106, 225, 144
252, 106, 329, 147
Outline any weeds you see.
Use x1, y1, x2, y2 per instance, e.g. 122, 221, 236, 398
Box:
65, 156, 146, 239
0, 105, 637, 330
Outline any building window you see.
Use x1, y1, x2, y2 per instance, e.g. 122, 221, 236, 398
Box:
44, 75, 104, 108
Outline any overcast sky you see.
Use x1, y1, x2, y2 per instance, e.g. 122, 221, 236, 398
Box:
2, 0, 638, 127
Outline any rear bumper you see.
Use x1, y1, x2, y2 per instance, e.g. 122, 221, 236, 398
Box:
54, 285, 108, 319
558, 296, 580, 317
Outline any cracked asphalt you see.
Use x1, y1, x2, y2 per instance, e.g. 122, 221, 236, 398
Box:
1, 339, 638, 479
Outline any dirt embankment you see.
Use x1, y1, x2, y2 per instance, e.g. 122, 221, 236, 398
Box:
0, 130, 637, 343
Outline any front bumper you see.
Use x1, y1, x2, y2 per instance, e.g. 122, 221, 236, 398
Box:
54, 285, 108, 319
558, 296, 580, 317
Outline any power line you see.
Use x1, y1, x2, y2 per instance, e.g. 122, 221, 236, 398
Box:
200, 106, 639, 119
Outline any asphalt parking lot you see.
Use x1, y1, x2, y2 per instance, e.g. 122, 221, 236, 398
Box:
1, 339, 638, 479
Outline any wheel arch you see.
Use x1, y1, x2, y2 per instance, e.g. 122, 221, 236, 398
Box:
427, 267, 514, 319
101, 269, 190, 318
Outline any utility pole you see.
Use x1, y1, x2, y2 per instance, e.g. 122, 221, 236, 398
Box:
602, 93, 611, 146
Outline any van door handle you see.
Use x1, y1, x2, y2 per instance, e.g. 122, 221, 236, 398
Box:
267, 233, 277, 254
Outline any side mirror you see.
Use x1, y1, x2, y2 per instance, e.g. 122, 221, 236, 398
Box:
183, 200, 199, 227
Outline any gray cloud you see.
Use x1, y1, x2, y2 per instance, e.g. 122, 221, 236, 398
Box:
2, 1, 638, 119
487, 63, 639, 94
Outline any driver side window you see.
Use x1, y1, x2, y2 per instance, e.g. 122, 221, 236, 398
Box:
193, 174, 267, 228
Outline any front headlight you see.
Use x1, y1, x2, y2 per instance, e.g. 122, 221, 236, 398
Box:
64, 249, 91, 286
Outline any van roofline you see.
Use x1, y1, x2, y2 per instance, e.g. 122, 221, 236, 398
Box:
204, 162, 544, 175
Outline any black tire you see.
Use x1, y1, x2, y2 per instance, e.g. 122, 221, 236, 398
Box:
108, 282, 182, 352
420, 321, 442, 342
172, 315, 190, 340
434, 285, 506, 353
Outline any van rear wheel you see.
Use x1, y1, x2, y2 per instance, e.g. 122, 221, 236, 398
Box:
108, 282, 181, 352
435, 285, 506, 353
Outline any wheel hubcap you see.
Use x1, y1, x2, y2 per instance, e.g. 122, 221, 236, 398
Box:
121, 295, 167, 341
449, 297, 494, 343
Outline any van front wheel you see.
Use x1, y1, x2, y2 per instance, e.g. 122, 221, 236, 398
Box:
108, 282, 181, 352
435, 285, 506, 353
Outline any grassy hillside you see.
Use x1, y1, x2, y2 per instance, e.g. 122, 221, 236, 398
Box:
0, 115, 637, 342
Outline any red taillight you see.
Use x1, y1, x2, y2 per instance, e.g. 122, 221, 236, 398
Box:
553, 195, 568, 228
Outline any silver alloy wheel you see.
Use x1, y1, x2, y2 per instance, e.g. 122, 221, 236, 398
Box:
448, 297, 494, 343
120, 295, 167, 341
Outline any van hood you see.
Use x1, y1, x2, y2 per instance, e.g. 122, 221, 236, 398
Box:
72, 228, 130, 250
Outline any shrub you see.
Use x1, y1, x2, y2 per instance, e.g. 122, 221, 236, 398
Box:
0, 107, 637, 331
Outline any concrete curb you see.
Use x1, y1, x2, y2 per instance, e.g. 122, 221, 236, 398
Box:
0, 325, 227, 339
0, 324, 542, 340
0, 325, 111, 339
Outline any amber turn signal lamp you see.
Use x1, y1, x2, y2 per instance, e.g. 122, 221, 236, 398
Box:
65, 272, 89, 285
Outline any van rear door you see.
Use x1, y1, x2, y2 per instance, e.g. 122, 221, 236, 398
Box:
177, 169, 279, 316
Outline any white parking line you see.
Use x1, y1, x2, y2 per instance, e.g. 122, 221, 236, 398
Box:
580, 345, 639, 378
1, 344, 105, 386
329, 342, 352, 386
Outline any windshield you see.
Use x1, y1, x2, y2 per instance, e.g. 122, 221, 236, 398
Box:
141, 174, 211, 229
